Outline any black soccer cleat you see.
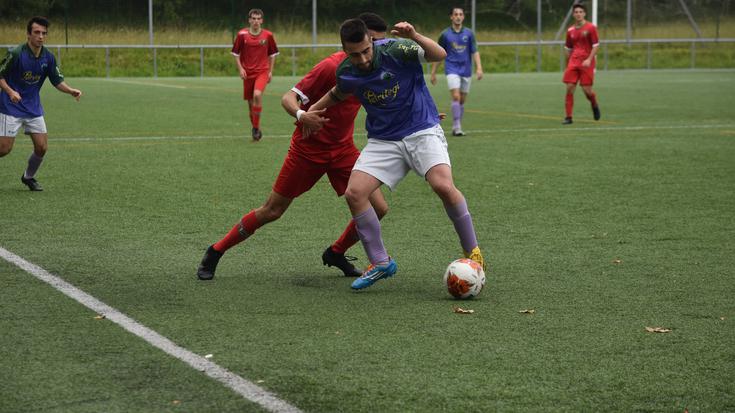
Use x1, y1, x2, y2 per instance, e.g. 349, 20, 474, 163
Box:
322, 246, 362, 277
251, 128, 262, 142
21, 175, 43, 191
197, 245, 223, 280
562, 117, 573, 125
592, 105, 601, 121
451, 129, 466, 136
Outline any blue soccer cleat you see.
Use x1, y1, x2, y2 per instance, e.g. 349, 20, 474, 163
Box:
351, 258, 397, 290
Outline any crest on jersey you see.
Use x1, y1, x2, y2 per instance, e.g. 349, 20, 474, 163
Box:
380, 71, 394, 81
259, 39, 267, 45
462, 35, 469, 42
582, 30, 589, 37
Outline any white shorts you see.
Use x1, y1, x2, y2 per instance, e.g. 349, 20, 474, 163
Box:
0, 113, 47, 137
446, 74, 471, 94
353, 124, 451, 191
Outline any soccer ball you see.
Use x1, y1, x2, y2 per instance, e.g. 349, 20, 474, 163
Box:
443, 258, 486, 299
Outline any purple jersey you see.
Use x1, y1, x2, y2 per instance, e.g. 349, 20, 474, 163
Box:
336, 39, 439, 141
0, 44, 64, 118
438, 27, 477, 77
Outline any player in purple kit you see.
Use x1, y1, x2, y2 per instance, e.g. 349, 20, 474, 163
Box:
430, 7, 483, 136
0, 16, 82, 191
307, 18, 486, 290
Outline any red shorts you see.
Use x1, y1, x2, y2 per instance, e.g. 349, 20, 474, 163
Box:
272, 146, 360, 199
563, 65, 595, 86
242, 71, 270, 100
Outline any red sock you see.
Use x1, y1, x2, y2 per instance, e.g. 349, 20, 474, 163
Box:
331, 220, 359, 254
247, 101, 254, 125
212, 210, 262, 253
585, 92, 598, 107
251, 104, 262, 129
565, 93, 574, 118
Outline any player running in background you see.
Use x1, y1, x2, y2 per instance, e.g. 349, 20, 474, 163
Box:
307, 19, 486, 291
231, 8, 278, 141
0, 16, 82, 191
562, 3, 600, 125
197, 14, 393, 281
430, 7, 483, 137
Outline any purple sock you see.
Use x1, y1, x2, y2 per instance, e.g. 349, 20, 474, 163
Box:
353, 207, 389, 265
24, 153, 44, 179
460, 103, 465, 121
445, 198, 478, 253
451, 101, 461, 129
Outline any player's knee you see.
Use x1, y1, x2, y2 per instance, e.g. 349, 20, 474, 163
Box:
344, 187, 367, 208
34, 145, 47, 156
0, 142, 12, 157
431, 181, 456, 200
374, 203, 389, 220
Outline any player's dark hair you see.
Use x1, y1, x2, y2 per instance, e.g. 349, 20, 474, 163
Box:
572, 3, 587, 13
248, 8, 264, 18
450, 7, 465, 15
27, 16, 50, 34
358, 12, 387, 33
340, 18, 368, 45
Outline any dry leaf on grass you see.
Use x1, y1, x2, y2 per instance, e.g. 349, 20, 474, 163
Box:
453, 306, 474, 314
645, 327, 672, 333
172, 400, 181, 405
612, 259, 622, 264
204, 354, 213, 359
519, 309, 536, 314
93, 315, 105, 320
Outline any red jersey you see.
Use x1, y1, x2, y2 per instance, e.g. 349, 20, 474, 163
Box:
565, 22, 599, 68
231, 28, 278, 77
290, 52, 362, 162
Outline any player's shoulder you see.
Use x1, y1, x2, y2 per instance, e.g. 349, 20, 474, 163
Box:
237, 28, 249, 36
261, 29, 275, 38
335, 54, 352, 75
567, 25, 576, 32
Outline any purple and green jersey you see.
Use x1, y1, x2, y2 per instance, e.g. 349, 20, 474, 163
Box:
335, 39, 439, 141
437, 27, 477, 77
0, 43, 64, 118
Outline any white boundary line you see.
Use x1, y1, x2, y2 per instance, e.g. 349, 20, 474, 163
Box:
0, 246, 303, 413
45, 123, 734, 143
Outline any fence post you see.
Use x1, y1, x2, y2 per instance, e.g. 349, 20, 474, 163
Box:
105, 47, 110, 78
536, 43, 542, 72
647, 41, 652, 70
200, 47, 204, 77
291, 47, 296, 77
515, 45, 520, 73
690, 41, 696, 69
57, 46, 62, 66
559, 44, 564, 72
153, 47, 158, 78
603, 42, 608, 71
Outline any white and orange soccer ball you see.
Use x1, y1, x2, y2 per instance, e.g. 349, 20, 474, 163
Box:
443, 258, 486, 299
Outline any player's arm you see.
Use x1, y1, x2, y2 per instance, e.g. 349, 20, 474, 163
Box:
268, 54, 276, 82
582, 44, 598, 68
0, 78, 20, 103
54, 81, 82, 101
583, 27, 600, 68
281, 89, 329, 136
391, 22, 446, 62
472, 51, 483, 80
429, 61, 439, 85
0, 52, 21, 103
302, 86, 348, 137
234, 56, 247, 80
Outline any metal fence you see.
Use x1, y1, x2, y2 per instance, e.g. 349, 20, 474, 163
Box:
3, 38, 734, 78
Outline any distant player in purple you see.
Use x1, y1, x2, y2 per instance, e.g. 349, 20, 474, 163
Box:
0, 16, 82, 191
307, 18, 486, 291
430, 7, 483, 136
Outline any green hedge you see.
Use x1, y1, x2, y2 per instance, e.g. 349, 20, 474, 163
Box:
54, 42, 735, 77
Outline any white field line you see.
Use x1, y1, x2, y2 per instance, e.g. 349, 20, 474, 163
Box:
47, 123, 734, 143
0, 246, 303, 413
104, 79, 188, 89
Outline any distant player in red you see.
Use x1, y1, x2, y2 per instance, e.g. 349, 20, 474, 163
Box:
562, 3, 600, 125
197, 17, 392, 281
231, 8, 278, 141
